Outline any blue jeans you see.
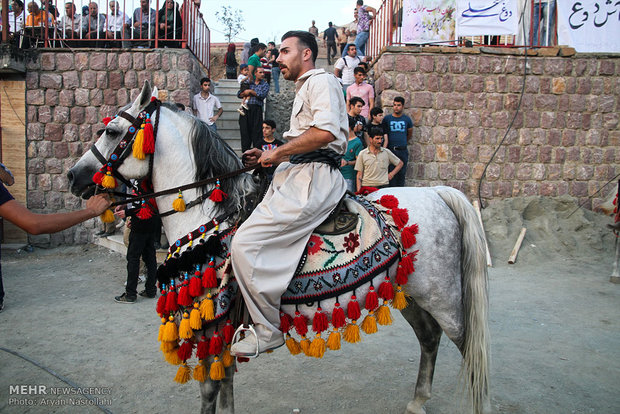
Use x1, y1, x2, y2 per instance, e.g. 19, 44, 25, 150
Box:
355, 31, 369, 56
531, 1, 556, 46
344, 178, 356, 193
271, 67, 280, 93
388, 147, 408, 187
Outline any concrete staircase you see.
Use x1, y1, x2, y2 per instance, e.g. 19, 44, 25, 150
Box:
213, 79, 243, 153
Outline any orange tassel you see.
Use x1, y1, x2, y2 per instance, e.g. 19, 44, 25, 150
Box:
210, 357, 225, 380
343, 322, 361, 343
392, 286, 410, 310
189, 303, 202, 330
309, 334, 326, 358
361, 312, 378, 334
200, 293, 215, 320
299, 335, 311, 356
285, 333, 302, 355
326, 329, 341, 350
377, 302, 393, 325
193, 360, 207, 382
163, 315, 178, 342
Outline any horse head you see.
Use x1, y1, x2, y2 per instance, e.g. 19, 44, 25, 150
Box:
68, 81, 159, 198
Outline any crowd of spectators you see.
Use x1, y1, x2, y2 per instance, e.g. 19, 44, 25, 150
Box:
1, 0, 199, 48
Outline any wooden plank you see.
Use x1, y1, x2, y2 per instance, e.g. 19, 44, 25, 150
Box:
508, 227, 527, 265
472, 200, 493, 268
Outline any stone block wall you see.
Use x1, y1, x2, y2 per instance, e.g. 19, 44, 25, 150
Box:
25, 49, 206, 246
373, 47, 619, 211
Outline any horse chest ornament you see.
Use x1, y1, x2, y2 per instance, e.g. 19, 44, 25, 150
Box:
154, 192, 420, 384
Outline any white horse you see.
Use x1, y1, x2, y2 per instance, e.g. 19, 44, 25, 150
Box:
68, 82, 491, 414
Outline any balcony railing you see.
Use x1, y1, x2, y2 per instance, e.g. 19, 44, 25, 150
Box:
1, 0, 209, 72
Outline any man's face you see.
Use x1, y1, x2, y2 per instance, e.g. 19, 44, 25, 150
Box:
140, 0, 148, 9
268, 42, 275, 50
13, 0, 22, 12
255, 68, 265, 81
372, 112, 384, 124
257, 47, 266, 58
65, 2, 75, 15
28, 2, 38, 13
89, 2, 98, 16
277, 37, 305, 81
347, 45, 357, 57
265, 50, 271, 59
354, 71, 365, 83
370, 135, 383, 149
262, 123, 274, 138
201, 81, 210, 93
352, 102, 363, 116
393, 101, 403, 115
109, 1, 117, 12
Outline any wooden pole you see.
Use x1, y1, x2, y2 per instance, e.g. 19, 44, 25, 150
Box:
508, 227, 527, 264
472, 200, 492, 267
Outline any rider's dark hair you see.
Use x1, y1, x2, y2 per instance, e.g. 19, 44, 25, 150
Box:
281, 30, 318, 64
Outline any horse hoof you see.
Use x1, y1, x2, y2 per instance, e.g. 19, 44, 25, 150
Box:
405, 401, 426, 414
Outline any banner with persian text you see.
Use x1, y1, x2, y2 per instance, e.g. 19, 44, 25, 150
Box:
557, 0, 620, 53
401, 0, 456, 43
456, 0, 519, 36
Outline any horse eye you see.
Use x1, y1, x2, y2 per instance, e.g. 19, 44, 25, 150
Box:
105, 128, 120, 138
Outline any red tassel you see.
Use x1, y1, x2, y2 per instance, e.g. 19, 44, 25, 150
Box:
401, 224, 419, 249
280, 311, 293, 333
196, 336, 209, 359
223, 320, 235, 344
347, 295, 361, 320
312, 307, 329, 333
142, 118, 155, 154
208, 332, 223, 355
177, 282, 192, 307
202, 262, 217, 288
365, 286, 379, 311
380, 195, 399, 209
237, 357, 250, 363
92, 169, 104, 185
165, 287, 178, 312
209, 188, 228, 202
293, 311, 308, 336
102, 116, 112, 126
331, 303, 346, 328
177, 340, 194, 361
189, 272, 203, 297
137, 203, 153, 220
401, 252, 415, 274
396, 263, 409, 285
392, 208, 409, 229
156, 291, 166, 314
378, 277, 395, 301
356, 186, 378, 196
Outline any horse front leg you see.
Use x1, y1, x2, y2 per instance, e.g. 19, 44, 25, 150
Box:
216, 364, 236, 414
199, 376, 221, 414
401, 302, 443, 414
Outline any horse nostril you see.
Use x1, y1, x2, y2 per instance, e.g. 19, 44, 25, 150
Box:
67, 170, 74, 184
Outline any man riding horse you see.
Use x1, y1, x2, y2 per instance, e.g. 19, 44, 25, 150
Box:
230, 31, 349, 357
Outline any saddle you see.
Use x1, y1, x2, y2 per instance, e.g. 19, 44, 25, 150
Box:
315, 193, 359, 235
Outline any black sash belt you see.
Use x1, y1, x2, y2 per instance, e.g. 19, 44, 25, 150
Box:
289, 149, 342, 170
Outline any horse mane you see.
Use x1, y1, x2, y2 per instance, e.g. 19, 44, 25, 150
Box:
181, 108, 259, 218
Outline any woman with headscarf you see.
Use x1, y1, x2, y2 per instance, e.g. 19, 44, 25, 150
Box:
158, 0, 182, 48
224, 43, 238, 79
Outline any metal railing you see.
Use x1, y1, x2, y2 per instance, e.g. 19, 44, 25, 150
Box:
1, 0, 209, 70
367, 0, 558, 60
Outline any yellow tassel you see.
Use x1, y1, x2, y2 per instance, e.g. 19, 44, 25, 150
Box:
163, 347, 181, 365
200, 294, 215, 320
299, 335, 311, 356
377, 303, 393, 326
189, 304, 202, 330
158, 317, 166, 342
326, 329, 341, 351
361, 312, 378, 334
209, 357, 225, 380
392, 286, 410, 310
172, 191, 186, 212
222, 347, 234, 367
100, 208, 115, 223
285, 334, 302, 355
160, 340, 177, 352
178, 312, 193, 339
344, 322, 361, 343
174, 363, 191, 384
163, 315, 179, 342
193, 360, 207, 382
133, 127, 145, 160
309, 334, 326, 358
101, 172, 116, 189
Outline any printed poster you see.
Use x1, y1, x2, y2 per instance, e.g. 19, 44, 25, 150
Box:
401, 0, 456, 43
557, 0, 620, 53
456, 0, 519, 36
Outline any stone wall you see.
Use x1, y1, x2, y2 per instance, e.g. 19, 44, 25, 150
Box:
373, 47, 619, 210
24, 48, 206, 246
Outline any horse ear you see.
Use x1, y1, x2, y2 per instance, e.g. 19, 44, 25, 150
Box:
152, 86, 159, 100
132, 81, 152, 112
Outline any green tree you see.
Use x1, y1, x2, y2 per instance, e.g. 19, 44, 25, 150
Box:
216, 6, 244, 43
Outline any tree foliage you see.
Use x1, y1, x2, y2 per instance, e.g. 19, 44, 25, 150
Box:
216, 6, 244, 43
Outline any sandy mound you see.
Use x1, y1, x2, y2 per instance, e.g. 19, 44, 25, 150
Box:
480, 196, 616, 264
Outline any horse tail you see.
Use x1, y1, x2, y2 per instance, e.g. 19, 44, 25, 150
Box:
435, 187, 490, 414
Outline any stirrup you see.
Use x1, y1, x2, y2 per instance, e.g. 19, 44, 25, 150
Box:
231, 324, 259, 358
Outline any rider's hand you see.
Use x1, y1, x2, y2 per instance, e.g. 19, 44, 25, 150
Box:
242, 148, 263, 166
258, 149, 280, 167
85, 194, 112, 216
114, 205, 126, 219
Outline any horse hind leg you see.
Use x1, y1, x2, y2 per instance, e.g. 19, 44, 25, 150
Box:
401, 302, 443, 414
199, 377, 221, 414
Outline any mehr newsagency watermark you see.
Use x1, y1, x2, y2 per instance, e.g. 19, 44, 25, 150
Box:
7, 385, 112, 407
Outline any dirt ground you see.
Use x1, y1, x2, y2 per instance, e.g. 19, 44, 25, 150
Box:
0, 196, 619, 414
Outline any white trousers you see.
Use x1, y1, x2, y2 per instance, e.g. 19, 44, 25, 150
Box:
231, 162, 346, 337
